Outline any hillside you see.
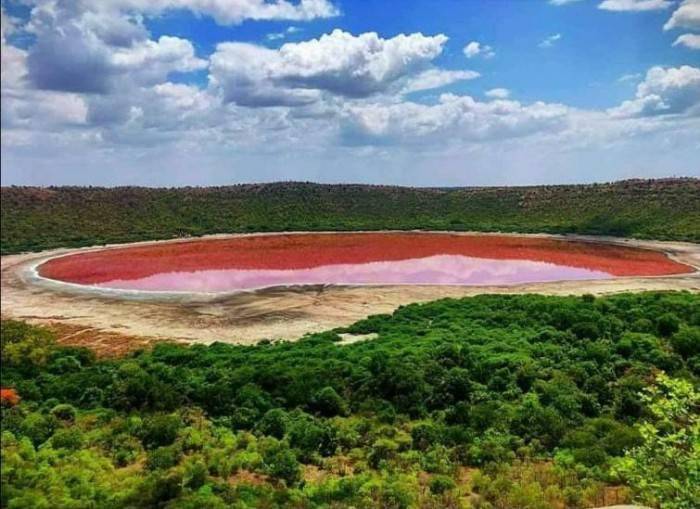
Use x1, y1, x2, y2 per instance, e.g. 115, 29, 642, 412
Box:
2, 292, 699, 508
2, 179, 699, 254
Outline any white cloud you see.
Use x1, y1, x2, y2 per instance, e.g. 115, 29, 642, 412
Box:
664, 0, 700, 30
2, 3, 699, 186
485, 88, 510, 99
1, 6, 89, 131
402, 69, 480, 94
598, 0, 673, 12
618, 73, 643, 82
539, 33, 562, 48
1, 9, 27, 89
266, 25, 304, 41
90, 0, 339, 25
463, 41, 495, 59
673, 33, 700, 48
342, 94, 570, 145
23, 2, 206, 94
608, 65, 700, 117
210, 30, 449, 106
111, 36, 206, 73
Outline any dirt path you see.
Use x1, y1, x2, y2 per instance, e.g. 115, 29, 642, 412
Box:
2, 232, 699, 348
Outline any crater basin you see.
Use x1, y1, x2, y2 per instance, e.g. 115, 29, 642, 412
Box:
37, 233, 694, 294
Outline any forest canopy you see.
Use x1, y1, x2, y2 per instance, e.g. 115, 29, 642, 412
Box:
2, 292, 699, 508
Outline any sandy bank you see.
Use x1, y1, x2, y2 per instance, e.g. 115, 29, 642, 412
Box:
2, 232, 699, 349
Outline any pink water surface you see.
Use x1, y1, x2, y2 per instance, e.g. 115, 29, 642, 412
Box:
93, 254, 612, 293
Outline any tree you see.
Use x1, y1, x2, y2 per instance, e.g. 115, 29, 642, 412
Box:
256, 408, 288, 439
1, 320, 55, 372
310, 386, 348, 417
657, 313, 680, 337
612, 373, 699, 509
0, 388, 20, 407
50, 403, 77, 422
141, 413, 182, 449
670, 327, 700, 359
262, 441, 300, 485
19, 412, 56, 446
429, 475, 456, 495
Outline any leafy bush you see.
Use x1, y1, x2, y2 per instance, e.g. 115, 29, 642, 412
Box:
2, 292, 698, 508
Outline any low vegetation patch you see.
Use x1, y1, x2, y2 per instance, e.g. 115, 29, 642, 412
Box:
2, 292, 699, 508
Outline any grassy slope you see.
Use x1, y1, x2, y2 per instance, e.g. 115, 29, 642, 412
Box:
2, 178, 699, 254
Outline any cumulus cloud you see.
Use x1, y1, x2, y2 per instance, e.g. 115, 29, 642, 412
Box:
24, 2, 206, 94
485, 88, 510, 99
1, 6, 89, 131
598, 0, 673, 12
1, 9, 27, 90
608, 65, 700, 117
402, 69, 480, 94
463, 41, 495, 59
342, 94, 570, 145
673, 33, 700, 48
210, 30, 449, 106
52, 0, 340, 25
664, 0, 700, 30
539, 34, 562, 48
2, 1, 699, 186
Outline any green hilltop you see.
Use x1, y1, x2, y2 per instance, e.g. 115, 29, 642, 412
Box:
2, 178, 699, 254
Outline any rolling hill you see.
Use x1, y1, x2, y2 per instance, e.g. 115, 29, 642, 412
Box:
2, 178, 699, 254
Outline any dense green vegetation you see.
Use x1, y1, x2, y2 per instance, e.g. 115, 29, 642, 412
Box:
2, 179, 699, 254
2, 292, 699, 508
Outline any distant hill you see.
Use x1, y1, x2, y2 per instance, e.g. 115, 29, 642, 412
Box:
2, 179, 699, 254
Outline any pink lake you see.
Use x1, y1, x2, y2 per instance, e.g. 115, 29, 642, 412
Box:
90, 254, 613, 292
39, 233, 692, 294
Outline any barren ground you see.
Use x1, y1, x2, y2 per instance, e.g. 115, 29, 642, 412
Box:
2, 232, 698, 354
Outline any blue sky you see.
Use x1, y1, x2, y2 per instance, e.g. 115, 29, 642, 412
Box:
145, 0, 693, 108
1, 0, 699, 186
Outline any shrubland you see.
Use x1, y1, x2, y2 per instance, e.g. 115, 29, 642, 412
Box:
2, 179, 699, 254
2, 292, 699, 508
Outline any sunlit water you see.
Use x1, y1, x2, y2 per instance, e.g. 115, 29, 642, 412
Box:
92, 254, 612, 292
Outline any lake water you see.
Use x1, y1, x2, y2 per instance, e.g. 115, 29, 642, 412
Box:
38, 233, 692, 293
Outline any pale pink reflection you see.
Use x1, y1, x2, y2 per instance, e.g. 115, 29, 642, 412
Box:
93, 255, 613, 293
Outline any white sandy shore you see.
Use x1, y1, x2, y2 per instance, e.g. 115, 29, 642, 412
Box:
2, 231, 699, 346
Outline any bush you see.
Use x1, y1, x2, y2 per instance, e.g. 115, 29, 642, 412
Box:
19, 412, 56, 446
1, 320, 55, 371
50, 403, 77, 422
147, 444, 183, 470
256, 408, 289, 439
183, 457, 208, 489
670, 327, 700, 358
657, 313, 680, 337
50, 428, 84, 449
287, 414, 336, 460
429, 475, 456, 495
411, 422, 439, 451
368, 438, 399, 468
141, 413, 182, 449
310, 387, 348, 417
262, 442, 300, 485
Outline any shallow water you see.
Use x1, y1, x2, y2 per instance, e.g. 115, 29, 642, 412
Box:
92, 255, 613, 292
38, 233, 692, 293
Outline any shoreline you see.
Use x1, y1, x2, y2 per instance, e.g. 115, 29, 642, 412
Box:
2, 231, 699, 349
